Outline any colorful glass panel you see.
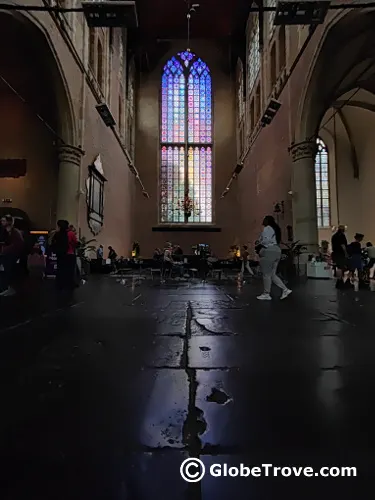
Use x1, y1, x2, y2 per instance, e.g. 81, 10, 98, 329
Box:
160, 146, 185, 223
160, 52, 213, 224
188, 58, 212, 144
315, 138, 330, 228
178, 50, 195, 68
161, 57, 185, 143
266, 0, 277, 38
187, 146, 212, 223
237, 61, 244, 121
247, 14, 260, 94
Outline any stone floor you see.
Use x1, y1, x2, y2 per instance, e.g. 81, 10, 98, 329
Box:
0, 276, 375, 499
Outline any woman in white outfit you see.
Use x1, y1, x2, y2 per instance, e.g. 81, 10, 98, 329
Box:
257, 215, 292, 301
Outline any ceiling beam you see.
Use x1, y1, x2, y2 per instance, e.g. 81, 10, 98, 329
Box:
336, 108, 359, 179
333, 99, 375, 113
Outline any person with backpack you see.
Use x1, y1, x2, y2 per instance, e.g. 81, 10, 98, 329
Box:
52, 220, 77, 290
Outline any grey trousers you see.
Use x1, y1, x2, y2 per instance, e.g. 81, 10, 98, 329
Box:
259, 245, 287, 294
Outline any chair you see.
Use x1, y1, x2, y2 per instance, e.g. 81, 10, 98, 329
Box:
150, 259, 162, 281
188, 255, 200, 280
151, 266, 162, 281
189, 267, 198, 279
211, 268, 222, 281
161, 261, 172, 282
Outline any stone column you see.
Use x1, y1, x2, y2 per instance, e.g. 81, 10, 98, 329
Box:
290, 140, 319, 255
56, 144, 84, 227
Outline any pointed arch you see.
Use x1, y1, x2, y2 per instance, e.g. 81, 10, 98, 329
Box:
315, 137, 330, 228
160, 51, 213, 224
2, 10, 77, 145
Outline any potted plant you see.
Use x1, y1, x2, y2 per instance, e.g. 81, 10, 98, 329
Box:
280, 240, 307, 278
76, 236, 96, 277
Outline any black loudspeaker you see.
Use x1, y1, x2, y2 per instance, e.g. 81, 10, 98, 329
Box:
234, 163, 243, 175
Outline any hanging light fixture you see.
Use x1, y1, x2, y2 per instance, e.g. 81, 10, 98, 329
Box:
172, 1, 201, 221
185, 1, 200, 50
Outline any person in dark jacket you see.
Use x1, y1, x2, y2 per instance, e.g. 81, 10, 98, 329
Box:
108, 246, 117, 261
348, 233, 364, 279
0, 215, 24, 296
331, 225, 348, 287
0, 218, 9, 249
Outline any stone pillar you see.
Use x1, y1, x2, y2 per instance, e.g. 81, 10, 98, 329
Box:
290, 140, 319, 255
56, 144, 84, 227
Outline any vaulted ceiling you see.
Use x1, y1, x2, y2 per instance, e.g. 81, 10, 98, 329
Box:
131, 0, 254, 70
135, 0, 251, 40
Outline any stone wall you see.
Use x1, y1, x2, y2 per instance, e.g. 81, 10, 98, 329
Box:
236, 9, 364, 248
0, 2, 136, 256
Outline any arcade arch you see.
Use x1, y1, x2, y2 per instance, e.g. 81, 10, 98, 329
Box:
0, 11, 79, 230
291, 8, 375, 250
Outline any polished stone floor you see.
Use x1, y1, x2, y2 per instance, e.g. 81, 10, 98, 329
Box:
0, 276, 375, 499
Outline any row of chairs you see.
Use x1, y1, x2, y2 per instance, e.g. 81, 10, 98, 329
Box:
114, 257, 256, 282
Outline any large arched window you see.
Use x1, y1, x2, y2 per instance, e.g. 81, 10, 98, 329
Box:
97, 39, 104, 89
247, 14, 260, 95
237, 60, 244, 122
160, 51, 212, 224
315, 137, 330, 228
88, 28, 96, 71
266, 0, 277, 38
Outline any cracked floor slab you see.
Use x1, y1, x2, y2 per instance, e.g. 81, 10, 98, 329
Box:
1, 278, 375, 499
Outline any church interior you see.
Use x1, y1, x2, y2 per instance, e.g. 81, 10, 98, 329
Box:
1, 0, 374, 257
1, 1, 375, 498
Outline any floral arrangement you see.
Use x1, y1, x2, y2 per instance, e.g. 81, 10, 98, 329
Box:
176, 194, 199, 218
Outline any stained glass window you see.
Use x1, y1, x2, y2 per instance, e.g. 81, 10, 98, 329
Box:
266, 0, 277, 38
160, 51, 213, 224
247, 15, 260, 95
237, 60, 244, 121
315, 138, 330, 228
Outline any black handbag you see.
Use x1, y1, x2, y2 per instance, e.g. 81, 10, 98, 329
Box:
255, 244, 264, 255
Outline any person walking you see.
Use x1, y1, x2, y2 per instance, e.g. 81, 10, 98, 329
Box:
256, 215, 292, 301
161, 242, 174, 283
347, 233, 364, 281
0, 215, 24, 296
108, 246, 117, 272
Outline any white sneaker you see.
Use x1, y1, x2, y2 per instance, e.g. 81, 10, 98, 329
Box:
257, 293, 272, 301
0, 287, 16, 297
280, 289, 292, 300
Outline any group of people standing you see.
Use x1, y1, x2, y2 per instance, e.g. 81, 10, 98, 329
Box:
331, 225, 375, 287
0, 216, 81, 296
